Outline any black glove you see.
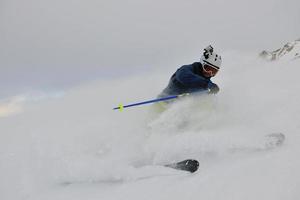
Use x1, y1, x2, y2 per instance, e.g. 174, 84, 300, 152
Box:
208, 84, 219, 94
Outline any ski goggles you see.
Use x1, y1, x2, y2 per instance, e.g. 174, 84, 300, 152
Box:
202, 63, 219, 76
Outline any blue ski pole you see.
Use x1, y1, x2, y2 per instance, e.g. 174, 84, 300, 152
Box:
113, 93, 190, 111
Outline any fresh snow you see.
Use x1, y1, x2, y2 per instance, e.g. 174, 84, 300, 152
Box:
1, 52, 300, 200
1, 0, 300, 200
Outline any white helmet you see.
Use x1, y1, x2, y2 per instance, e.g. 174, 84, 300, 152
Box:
200, 45, 222, 69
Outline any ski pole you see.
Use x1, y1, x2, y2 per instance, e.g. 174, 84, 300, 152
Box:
113, 93, 190, 111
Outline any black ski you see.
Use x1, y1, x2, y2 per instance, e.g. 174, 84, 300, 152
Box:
165, 159, 199, 173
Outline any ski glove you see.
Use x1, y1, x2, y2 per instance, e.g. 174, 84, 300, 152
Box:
208, 83, 219, 94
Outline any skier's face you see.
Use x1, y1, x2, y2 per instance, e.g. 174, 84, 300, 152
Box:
202, 64, 219, 77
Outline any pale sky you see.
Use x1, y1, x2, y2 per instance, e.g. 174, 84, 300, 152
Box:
1, 0, 299, 97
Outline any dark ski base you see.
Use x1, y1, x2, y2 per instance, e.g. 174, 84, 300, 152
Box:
165, 159, 199, 173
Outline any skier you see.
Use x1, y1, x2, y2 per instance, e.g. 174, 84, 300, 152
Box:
158, 45, 222, 98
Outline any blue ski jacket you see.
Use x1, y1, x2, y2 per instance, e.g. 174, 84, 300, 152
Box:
159, 62, 219, 97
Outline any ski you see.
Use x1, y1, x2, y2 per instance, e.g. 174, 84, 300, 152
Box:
164, 159, 199, 173
61, 159, 200, 185
264, 133, 285, 149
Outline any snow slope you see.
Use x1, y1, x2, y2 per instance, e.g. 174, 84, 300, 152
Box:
1, 0, 300, 199
1, 51, 300, 200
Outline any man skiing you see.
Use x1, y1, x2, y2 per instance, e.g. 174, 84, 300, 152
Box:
112, 45, 222, 112
158, 45, 222, 98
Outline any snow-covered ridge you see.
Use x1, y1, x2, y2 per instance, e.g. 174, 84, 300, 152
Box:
259, 38, 300, 61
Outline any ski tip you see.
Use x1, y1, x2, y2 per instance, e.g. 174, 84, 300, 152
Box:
186, 159, 199, 173
165, 159, 199, 173
265, 132, 285, 147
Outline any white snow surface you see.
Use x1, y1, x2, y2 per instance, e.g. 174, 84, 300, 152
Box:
1, 53, 300, 200
1, 0, 300, 199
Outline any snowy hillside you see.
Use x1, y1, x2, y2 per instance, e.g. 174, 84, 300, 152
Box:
1, 0, 300, 200
1, 51, 300, 200
260, 39, 300, 61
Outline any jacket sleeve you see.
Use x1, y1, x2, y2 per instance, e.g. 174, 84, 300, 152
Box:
175, 67, 209, 88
